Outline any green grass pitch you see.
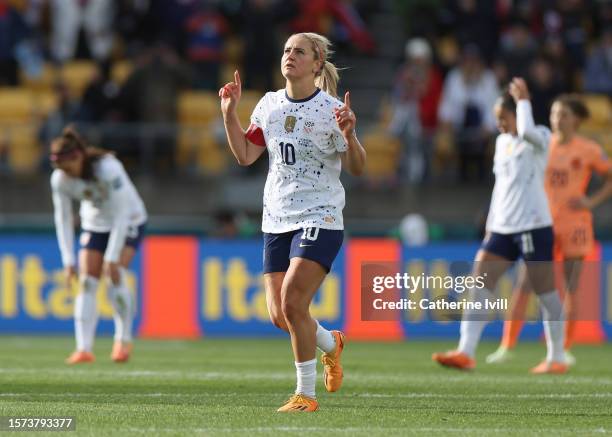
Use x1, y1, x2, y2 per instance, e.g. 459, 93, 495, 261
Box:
1, 336, 611, 436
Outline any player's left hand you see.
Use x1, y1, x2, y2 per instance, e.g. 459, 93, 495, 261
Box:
334, 91, 356, 140
509, 77, 530, 102
105, 262, 121, 285
568, 196, 592, 210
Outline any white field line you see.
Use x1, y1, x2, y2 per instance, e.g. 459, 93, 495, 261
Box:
1, 392, 611, 399
1, 368, 612, 386
122, 427, 608, 435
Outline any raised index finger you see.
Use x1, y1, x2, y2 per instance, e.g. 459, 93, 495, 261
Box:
234, 70, 241, 88
344, 91, 351, 109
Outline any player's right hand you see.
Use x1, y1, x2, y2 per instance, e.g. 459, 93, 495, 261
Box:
219, 70, 242, 117
509, 77, 530, 102
64, 266, 76, 289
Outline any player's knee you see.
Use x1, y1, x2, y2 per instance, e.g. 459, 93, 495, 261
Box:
270, 312, 288, 331
281, 297, 306, 323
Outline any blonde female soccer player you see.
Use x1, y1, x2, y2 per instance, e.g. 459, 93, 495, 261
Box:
219, 32, 366, 412
50, 126, 147, 364
486, 95, 612, 365
433, 78, 568, 374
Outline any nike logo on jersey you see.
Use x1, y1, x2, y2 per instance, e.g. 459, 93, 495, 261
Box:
299, 242, 314, 248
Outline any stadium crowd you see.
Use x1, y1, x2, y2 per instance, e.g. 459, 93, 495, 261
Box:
390, 0, 612, 184
0, 0, 610, 186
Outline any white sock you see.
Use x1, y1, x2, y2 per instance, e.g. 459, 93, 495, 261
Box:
315, 320, 336, 353
537, 290, 565, 363
109, 267, 134, 343
295, 358, 317, 398
458, 287, 493, 358
74, 276, 99, 352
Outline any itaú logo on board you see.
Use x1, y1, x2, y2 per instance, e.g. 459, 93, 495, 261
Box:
201, 257, 340, 322
0, 254, 137, 320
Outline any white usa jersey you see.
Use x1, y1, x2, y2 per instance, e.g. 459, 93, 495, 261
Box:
251, 88, 348, 233
51, 155, 147, 265
486, 100, 553, 234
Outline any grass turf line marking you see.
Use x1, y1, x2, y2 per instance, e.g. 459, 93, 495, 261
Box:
2, 368, 612, 386
2, 392, 612, 399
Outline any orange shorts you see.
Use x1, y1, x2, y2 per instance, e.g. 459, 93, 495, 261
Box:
553, 214, 594, 259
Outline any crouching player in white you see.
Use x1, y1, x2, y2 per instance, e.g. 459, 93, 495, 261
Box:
50, 126, 147, 364
220, 32, 366, 411
433, 78, 567, 374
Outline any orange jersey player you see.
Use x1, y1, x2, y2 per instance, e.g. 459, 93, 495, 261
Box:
487, 94, 612, 366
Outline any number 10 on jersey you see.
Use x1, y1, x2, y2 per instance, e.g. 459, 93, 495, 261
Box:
279, 142, 296, 165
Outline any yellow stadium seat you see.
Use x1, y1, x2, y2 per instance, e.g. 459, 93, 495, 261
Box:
0, 87, 34, 122
220, 63, 239, 86
178, 91, 220, 125
33, 91, 59, 120
7, 125, 40, 174
112, 60, 133, 85
599, 132, 612, 158
177, 126, 228, 174
177, 127, 196, 166
19, 63, 58, 91
237, 90, 262, 126
361, 129, 401, 178
60, 61, 97, 99
582, 94, 612, 129
196, 131, 227, 175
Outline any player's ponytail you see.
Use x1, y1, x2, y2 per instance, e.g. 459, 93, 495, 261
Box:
318, 60, 340, 98
299, 32, 340, 97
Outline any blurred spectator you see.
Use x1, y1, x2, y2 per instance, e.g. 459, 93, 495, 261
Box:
116, 42, 191, 173
240, 0, 292, 92
292, 0, 376, 54
39, 80, 80, 148
388, 38, 442, 183
594, 1, 612, 35
184, 1, 229, 90
116, 0, 159, 56
584, 27, 612, 96
394, 0, 442, 38
543, 0, 591, 69
491, 56, 509, 86
527, 56, 563, 126
212, 209, 239, 238
441, 0, 499, 62
0, 0, 29, 85
78, 62, 120, 123
399, 213, 429, 246
499, 20, 538, 79
50, 0, 115, 63
541, 33, 575, 90
438, 45, 498, 182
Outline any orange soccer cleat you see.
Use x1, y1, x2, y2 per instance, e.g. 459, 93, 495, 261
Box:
432, 350, 476, 370
110, 342, 133, 363
277, 394, 319, 412
321, 330, 345, 392
65, 351, 95, 365
529, 360, 568, 374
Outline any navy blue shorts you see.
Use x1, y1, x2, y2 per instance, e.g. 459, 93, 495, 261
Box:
263, 227, 344, 273
481, 226, 554, 262
79, 223, 146, 254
